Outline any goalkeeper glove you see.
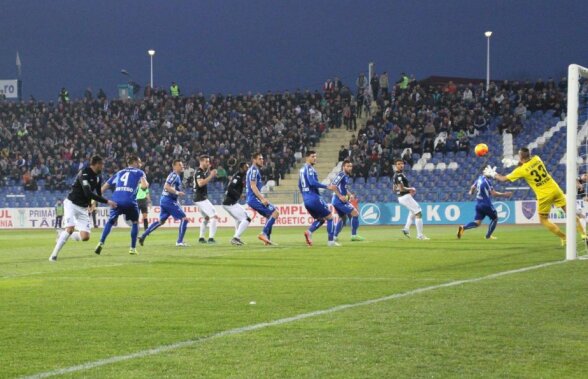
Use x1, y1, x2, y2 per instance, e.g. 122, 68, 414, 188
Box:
483, 165, 497, 178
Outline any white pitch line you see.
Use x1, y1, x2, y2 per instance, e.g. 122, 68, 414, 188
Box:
0, 263, 128, 280
20, 259, 566, 379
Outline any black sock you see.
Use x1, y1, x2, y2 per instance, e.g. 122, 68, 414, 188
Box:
143, 219, 148, 231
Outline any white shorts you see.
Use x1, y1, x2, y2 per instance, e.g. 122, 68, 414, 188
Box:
223, 204, 249, 223
398, 194, 422, 215
196, 199, 217, 218
63, 198, 92, 232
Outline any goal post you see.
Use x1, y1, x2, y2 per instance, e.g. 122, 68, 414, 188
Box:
566, 64, 588, 260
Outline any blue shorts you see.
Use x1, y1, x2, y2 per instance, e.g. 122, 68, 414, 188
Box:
332, 199, 355, 217
475, 203, 497, 221
160, 198, 186, 221
303, 196, 331, 219
108, 203, 140, 223
247, 198, 276, 218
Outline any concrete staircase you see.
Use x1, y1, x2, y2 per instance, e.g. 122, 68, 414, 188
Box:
267, 127, 358, 204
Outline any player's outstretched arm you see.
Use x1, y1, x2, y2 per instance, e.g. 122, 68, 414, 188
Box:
483, 166, 509, 183
80, 179, 110, 205
307, 174, 327, 190
491, 189, 513, 198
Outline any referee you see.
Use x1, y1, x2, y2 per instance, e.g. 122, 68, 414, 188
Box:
136, 185, 151, 231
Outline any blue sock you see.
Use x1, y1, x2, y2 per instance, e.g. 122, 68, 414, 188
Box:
486, 218, 498, 238
263, 216, 276, 236
335, 219, 344, 236
351, 216, 359, 235
309, 219, 325, 233
178, 219, 188, 243
327, 218, 334, 241
142, 220, 161, 239
463, 221, 479, 230
100, 220, 114, 244
130, 223, 139, 248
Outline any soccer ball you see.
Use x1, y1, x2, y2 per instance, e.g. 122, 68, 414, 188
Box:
475, 143, 489, 157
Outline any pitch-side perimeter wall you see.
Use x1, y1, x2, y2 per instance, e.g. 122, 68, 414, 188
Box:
0, 201, 583, 229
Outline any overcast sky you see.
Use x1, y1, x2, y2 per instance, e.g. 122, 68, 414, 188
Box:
1, 0, 587, 100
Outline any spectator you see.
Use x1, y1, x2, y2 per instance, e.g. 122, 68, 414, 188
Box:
338, 145, 349, 162
370, 73, 380, 99
216, 165, 228, 185
514, 102, 528, 120
379, 72, 389, 99
356, 73, 368, 95
396, 72, 411, 92
59, 87, 69, 103
23, 169, 37, 191
170, 82, 180, 97
84, 87, 93, 101
463, 85, 474, 103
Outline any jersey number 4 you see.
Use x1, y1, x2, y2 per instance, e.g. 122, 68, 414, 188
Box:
119, 172, 130, 186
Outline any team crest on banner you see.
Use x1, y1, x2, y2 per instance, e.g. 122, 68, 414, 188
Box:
522, 201, 536, 220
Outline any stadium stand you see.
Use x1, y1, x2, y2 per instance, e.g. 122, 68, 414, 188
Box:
340, 76, 586, 203
1, 76, 585, 207
0, 87, 353, 207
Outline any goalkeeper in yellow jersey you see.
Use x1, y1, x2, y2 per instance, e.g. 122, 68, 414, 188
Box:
484, 147, 585, 245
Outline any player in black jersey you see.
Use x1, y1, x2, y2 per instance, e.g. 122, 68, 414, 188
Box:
193, 155, 219, 243
222, 162, 252, 245
49, 156, 117, 261
393, 159, 429, 240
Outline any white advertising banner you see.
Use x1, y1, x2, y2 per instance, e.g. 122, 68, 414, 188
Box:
0, 200, 584, 229
0, 79, 20, 99
513, 199, 587, 224
0, 204, 321, 229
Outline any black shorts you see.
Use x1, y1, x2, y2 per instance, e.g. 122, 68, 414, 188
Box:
137, 199, 148, 214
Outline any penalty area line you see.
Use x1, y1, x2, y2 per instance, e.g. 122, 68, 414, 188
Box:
21, 259, 566, 379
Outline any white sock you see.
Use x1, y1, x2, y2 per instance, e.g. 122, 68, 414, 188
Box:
70, 231, 82, 241
235, 220, 250, 238
234, 221, 240, 235
200, 220, 208, 238
50, 231, 71, 259
404, 213, 415, 231
209, 219, 218, 238
415, 217, 424, 237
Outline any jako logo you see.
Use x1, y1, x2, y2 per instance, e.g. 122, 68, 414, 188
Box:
360, 203, 381, 224
494, 202, 511, 224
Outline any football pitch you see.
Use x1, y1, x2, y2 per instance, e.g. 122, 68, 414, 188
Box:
1, 225, 587, 378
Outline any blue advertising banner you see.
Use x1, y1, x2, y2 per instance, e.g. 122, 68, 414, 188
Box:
358, 201, 516, 226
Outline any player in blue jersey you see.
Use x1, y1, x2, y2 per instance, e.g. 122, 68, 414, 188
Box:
331, 159, 365, 242
138, 159, 190, 247
246, 152, 280, 245
299, 150, 340, 247
457, 170, 512, 240
95, 155, 149, 255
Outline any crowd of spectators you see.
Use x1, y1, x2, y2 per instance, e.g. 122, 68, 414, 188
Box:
340, 74, 569, 180
0, 85, 350, 190
0, 74, 577, 191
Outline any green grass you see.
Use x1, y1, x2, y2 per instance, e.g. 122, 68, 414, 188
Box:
0, 225, 587, 378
